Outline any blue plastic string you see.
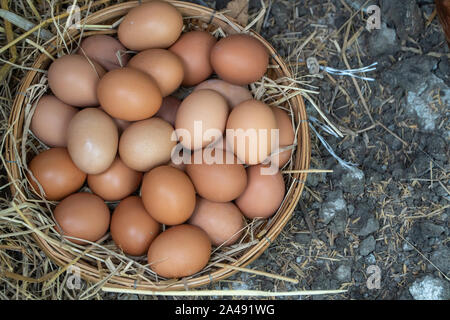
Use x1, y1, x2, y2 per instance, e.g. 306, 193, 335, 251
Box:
319, 62, 378, 82
308, 117, 358, 170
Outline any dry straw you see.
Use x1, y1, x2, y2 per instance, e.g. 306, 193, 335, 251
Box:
4, 1, 312, 292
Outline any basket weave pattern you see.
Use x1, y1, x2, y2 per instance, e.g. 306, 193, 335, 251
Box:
6, 1, 310, 291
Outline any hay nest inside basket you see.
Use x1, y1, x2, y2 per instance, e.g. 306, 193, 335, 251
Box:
1, 0, 315, 294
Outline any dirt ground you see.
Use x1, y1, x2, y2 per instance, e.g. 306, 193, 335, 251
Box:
210, 0, 450, 300
1, 0, 449, 300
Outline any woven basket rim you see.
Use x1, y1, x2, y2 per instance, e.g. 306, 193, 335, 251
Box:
5, 0, 311, 291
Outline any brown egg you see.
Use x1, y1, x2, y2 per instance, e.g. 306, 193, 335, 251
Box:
28, 148, 86, 201
210, 34, 269, 85
110, 196, 160, 256
235, 164, 285, 219
186, 149, 247, 202
87, 157, 142, 201
175, 89, 228, 150
141, 166, 196, 225
30, 95, 78, 147
54, 192, 110, 244
226, 99, 277, 165
189, 197, 244, 246
128, 49, 184, 97
155, 96, 181, 126
97, 67, 162, 121
269, 107, 295, 167
67, 108, 118, 174
147, 224, 211, 278
79, 35, 129, 71
169, 31, 217, 86
48, 54, 105, 107
118, 1, 183, 51
99, 106, 131, 134
194, 79, 253, 108
119, 118, 176, 172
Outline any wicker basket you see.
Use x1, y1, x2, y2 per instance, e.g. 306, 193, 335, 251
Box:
6, 0, 310, 291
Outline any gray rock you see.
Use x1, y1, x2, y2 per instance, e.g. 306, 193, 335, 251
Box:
408, 223, 427, 247
436, 57, 450, 86
421, 222, 445, 238
404, 74, 450, 132
402, 241, 414, 252
319, 190, 347, 224
330, 209, 347, 234
320, 204, 337, 224
430, 246, 450, 274
392, 168, 404, 179
399, 289, 413, 300
381, 56, 448, 133
347, 204, 355, 216
306, 171, 325, 187
409, 275, 450, 300
359, 235, 376, 256
366, 253, 376, 265
381, 56, 438, 92
380, 0, 424, 40
334, 264, 352, 282
356, 216, 380, 236
341, 167, 365, 196
426, 132, 449, 160
335, 236, 349, 249
367, 22, 398, 56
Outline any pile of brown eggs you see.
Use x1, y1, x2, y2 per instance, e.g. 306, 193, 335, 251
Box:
28, 1, 295, 279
